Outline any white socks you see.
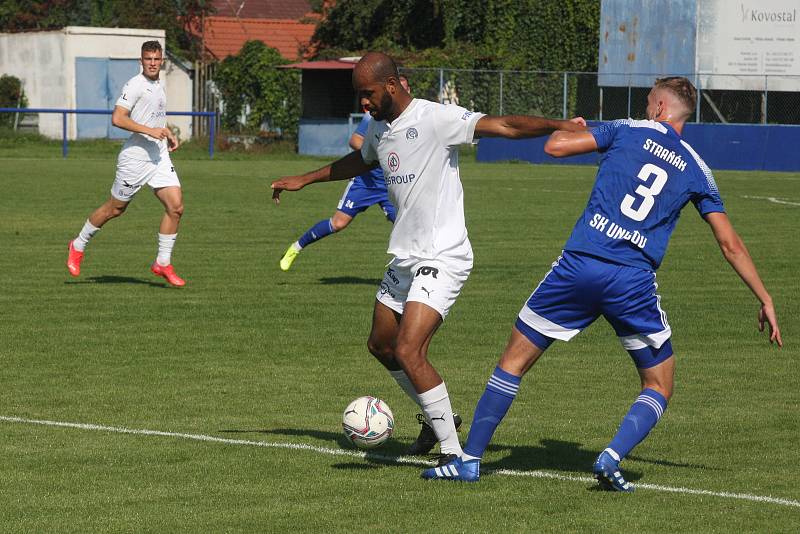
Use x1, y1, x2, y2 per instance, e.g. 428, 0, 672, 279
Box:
73, 223, 178, 266
73, 220, 100, 251
389, 369, 423, 408
418, 382, 463, 456
156, 233, 177, 266
292, 241, 303, 252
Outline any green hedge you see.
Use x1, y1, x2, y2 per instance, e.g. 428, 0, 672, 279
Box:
0, 74, 28, 128
213, 41, 301, 139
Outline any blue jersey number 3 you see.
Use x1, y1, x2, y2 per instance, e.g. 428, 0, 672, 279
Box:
620, 163, 668, 221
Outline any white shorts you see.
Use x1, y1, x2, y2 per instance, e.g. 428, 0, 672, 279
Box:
376, 256, 472, 319
111, 154, 180, 201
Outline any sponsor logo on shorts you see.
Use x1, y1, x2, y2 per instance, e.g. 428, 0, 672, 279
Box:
387, 152, 400, 173
386, 268, 400, 285
405, 128, 418, 141
415, 266, 439, 279
420, 286, 434, 298
379, 281, 396, 298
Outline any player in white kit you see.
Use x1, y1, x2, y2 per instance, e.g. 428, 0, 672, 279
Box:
66, 40, 186, 287
271, 52, 585, 464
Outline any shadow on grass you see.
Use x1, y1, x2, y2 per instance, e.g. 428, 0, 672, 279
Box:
64, 275, 167, 288
219, 427, 713, 481
318, 276, 382, 286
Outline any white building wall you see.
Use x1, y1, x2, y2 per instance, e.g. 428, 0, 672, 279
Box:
164, 58, 193, 141
0, 30, 68, 138
0, 27, 194, 140
63, 27, 164, 139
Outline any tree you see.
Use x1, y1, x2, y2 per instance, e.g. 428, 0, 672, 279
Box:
213, 41, 301, 138
311, 0, 599, 72
0, 0, 215, 61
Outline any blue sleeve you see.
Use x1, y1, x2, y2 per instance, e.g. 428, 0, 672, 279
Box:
354, 114, 371, 137
590, 119, 628, 151
692, 167, 726, 216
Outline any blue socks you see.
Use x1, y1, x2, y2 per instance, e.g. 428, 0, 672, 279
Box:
606, 388, 668, 461
462, 371, 666, 465
462, 367, 521, 461
297, 219, 335, 248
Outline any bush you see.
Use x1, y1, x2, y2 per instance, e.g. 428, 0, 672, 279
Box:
0, 74, 28, 128
213, 41, 301, 140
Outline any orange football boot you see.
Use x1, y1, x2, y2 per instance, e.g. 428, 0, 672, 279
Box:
150, 262, 186, 287
67, 240, 84, 277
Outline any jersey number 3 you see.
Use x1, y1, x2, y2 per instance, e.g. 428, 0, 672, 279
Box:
620, 163, 668, 221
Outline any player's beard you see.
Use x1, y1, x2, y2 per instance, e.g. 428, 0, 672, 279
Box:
372, 92, 393, 121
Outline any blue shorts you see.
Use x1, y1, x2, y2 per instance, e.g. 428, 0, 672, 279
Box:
337, 177, 396, 221
516, 251, 673, 369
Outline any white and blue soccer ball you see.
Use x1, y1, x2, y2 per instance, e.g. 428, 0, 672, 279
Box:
342, 396, 394, 449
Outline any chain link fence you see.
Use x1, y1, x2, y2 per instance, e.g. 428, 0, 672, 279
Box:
399, 68, 800, 125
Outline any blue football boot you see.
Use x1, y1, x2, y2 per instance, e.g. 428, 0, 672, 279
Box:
592, 450, 634, 492
421, 457, 480, 482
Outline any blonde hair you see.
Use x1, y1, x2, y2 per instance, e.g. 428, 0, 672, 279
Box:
654, 77, 696, 117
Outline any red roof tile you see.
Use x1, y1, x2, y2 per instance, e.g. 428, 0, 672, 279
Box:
202, 16, 317, 60
281, 59, 357, 69
211, 0, 314, 20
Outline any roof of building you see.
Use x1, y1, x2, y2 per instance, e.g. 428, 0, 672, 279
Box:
281, 59, 358, 70
210, 0, 314, 20
202, 16, 316, 60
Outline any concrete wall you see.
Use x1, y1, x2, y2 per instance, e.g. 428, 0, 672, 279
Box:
164, 57, 193, 140
0, 27, 193, 140
0, 30, 68, 137
298, 119, 357, 156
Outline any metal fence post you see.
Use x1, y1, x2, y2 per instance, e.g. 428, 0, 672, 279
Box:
209, 113, 216, 159
599, 86, 603, 121
562, 72, 568, 119
627, 84, 632, 118
499, 71, 504, 115
439, 69, 444, 104
763, 75, 768, 124
695, 74, 701, 123
62, 112, 68, 158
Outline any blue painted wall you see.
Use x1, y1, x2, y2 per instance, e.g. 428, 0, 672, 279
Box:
476, 123, 800, 172
298, 118, 358, 156
599, 0, 697, 87
75, 58, 140, 139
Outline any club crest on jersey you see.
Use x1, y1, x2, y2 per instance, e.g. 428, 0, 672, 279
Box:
405, 128, 418, 141
388, 152, 400, 173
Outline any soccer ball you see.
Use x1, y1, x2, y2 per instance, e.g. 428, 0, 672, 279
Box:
342, 396, 394, 449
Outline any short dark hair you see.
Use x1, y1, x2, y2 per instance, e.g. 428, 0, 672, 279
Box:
141, 41, 162, 55
654, 76, 696, 115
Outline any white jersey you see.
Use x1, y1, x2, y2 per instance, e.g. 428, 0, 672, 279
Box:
115, 73, 168, 162
361, 99, 485, 261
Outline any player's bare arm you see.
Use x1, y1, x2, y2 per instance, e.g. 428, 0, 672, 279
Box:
705, 211, 782, 346
349, 132, 365, 151
271, 150, 378, 204
544, 130, 599, 157
474, 115, 586, 139
111, 106, 179, 151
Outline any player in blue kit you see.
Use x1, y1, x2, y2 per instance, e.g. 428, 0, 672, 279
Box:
278, 77, 409, 272
423, 77, 782, 489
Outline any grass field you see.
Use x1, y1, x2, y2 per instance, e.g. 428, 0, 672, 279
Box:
1, 139, 798, 532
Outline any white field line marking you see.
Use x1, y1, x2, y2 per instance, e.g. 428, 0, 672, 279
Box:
3, 415, 799, 509
741, 195, 800, 206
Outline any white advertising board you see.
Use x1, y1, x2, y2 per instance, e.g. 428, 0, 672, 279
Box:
697, 0, 800, 90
